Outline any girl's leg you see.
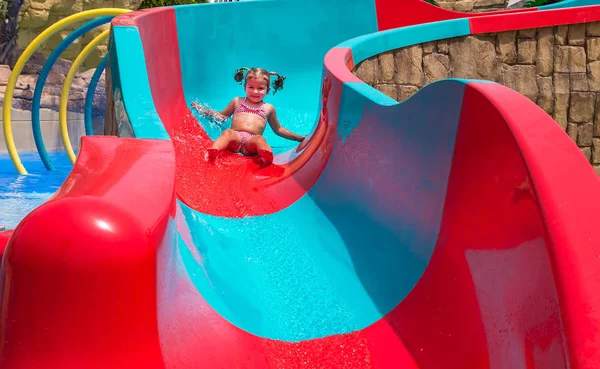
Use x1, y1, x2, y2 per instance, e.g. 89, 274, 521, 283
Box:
244, 136, 274, 165
207, 129, 241, 161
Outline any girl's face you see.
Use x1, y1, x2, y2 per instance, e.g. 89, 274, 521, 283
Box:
245, 77, 269, 103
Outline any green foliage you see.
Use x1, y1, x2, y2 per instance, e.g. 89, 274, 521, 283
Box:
523, 0, 563, 7
423, 0, 439, 6
0, 0, 20, 65
139, 0, 208, 10
0, 0, 8, 20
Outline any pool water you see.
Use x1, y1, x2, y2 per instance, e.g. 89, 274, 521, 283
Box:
0, 151, 72, 230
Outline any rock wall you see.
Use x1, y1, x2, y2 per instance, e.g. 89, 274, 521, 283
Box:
353, 22, 600, 174
17, 0, 141, 69
0, 51, 107, 155
0, 52, 106, 114
435, 0, 509, 12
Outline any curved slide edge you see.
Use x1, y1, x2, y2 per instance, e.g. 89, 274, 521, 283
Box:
0, 136, 176, 369
344, 3, 600, 69
328, 6, 600, 367
374, 0, 538, 31
100, 52, 600, 368
102, 2, 600, 368
471, 82, 600, 369
356, 79, 600, 369
108, 3, 600, 369
327, 41, 600, 365
373, 0, 600, 32
468, 2, 600, 32
109, 9, 468, 360
1, 2, 595, 368
110, 3, 378, 218
159, 199, 423, 368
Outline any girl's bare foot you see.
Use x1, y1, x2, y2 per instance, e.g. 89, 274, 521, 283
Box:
258, 149, 273, 165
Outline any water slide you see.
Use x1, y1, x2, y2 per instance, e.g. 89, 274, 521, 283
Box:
2, 0, 600, 368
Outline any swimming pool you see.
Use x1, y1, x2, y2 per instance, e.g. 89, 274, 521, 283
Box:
0, 151, 72, 230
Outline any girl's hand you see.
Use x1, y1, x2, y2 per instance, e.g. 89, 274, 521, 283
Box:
191, 102, 226, 126
191, 102, 205, 114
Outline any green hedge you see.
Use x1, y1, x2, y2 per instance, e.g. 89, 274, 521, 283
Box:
139, 0, 208, 10
523, 0, 563, 7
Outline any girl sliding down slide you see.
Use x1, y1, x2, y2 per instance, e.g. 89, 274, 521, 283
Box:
191, 67, 306, 165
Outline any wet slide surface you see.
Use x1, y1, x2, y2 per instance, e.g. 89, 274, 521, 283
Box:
129, 2, 365, 218
132, 1, 434, 343
107, 0, 600, 368
2, 0, 599, 368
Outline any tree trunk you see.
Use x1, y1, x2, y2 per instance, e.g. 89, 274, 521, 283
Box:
103, 52, 118, 136
104, 27, 118, 136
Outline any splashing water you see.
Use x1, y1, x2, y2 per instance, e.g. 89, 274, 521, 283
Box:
190, 100, 228, 134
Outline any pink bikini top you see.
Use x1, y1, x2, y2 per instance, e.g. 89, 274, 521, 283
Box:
234, 98, 267, 120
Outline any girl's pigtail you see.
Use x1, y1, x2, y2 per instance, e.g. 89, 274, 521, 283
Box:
269, 71, 286, 94
234, 67, 249, 84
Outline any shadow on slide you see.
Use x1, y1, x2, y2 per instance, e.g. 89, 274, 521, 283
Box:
2, 0, 600, 368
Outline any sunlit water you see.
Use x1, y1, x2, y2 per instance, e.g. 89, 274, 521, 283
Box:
0, 151, 72, 230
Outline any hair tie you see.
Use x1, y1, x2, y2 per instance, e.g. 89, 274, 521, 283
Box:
271, 72, 286, 95
233, 67, 250, 84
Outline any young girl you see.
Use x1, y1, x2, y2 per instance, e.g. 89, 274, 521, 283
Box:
191, 67, 306, 165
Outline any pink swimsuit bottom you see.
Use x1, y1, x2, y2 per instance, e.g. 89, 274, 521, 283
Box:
233, 130, 255, 154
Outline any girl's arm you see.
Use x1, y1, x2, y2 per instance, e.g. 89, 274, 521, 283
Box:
267, 107, 305, 142
192, 98, 238, 121
218, 98, 237, 119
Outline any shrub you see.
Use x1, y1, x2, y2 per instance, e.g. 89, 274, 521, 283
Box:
523, 0, 563, 7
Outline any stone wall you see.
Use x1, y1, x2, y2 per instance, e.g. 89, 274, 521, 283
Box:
0, 52, 106, 113
353, 22, 600, 174
17, 0, 141, 69
436, 0, 509, 12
